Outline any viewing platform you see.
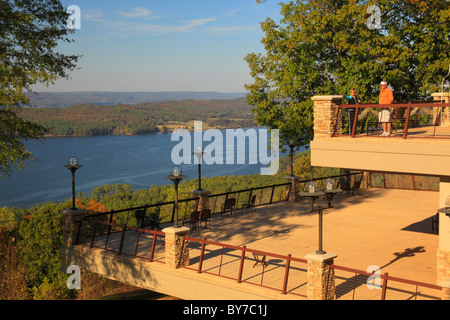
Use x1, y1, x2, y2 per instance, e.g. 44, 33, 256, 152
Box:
61, 186, 444, 300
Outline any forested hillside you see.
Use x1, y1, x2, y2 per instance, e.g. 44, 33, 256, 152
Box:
18, 98, 255, 136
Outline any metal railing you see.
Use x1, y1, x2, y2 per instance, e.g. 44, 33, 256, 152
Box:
334, 101, 450, 139
76, 219, 443, 300
182, 236, 309, 297
76, 172, 365, 244
331, 264, 443, 300
369, 172, 439, 192
208, 182, 291, 215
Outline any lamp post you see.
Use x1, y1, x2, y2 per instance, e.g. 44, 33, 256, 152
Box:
166, 166, 186, 228
299, 180, 340, 255
288, 140, 295, 176
193, 146, 206, 190
64, 156, 82, 210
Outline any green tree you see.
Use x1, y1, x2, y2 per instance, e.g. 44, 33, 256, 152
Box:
16, 201, 75, 299
0, 0, 80, 177
245, 0, 450, 145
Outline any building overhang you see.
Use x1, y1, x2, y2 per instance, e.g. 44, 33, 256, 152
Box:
310, 137, 450, 177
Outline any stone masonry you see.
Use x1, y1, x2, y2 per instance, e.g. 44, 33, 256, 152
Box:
311, 95, 345, 138
163, 226, 190, 269
62, 209, 88, 246
305, 252, 337, 300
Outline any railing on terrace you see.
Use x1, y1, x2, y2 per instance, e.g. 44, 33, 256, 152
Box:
334, 101, 450, 139
369, 172, 439, 192
77, 220, 443, 300
76, 172, 364, 242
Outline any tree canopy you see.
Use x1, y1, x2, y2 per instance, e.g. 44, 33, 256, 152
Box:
245, 0, 450, 148
0, 0, 80, 177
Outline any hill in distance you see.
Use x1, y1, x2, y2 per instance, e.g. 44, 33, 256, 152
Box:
24, 91, 247, 107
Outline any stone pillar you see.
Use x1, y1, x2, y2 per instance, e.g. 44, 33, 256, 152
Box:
437, 177, 450, 285
305, 252, 338, 300
191, 189, 210, 211
431, 92, 450, 127
439, 279, 450, 300
62, 209, 88, 246
285, 175, 301, 202
311, 95, 345, 138
163, 226, 190, 269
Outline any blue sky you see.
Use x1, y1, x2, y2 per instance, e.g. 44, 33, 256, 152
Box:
34, 0, 283, 93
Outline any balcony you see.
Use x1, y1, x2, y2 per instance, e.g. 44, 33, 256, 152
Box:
61, 178, 444, 300
310, 95, 450, 176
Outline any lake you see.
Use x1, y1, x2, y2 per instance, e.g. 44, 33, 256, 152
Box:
0, 129, 293, 208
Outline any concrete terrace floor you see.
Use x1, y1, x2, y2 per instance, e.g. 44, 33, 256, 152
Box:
87, 187, 441, 299
190, 188, 439, 284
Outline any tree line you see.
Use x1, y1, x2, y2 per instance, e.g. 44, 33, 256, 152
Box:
18, 98, 256, 136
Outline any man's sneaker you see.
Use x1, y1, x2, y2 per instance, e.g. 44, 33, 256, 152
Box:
381, 132, 387, 136
386, 132, 391, 136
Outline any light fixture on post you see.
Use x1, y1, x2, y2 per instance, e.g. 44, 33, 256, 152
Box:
166, 166, 186, 228
299, 179, 340, 255
323, 179, 341, 207
64, 156, 82, 210
299, 181, 322, 211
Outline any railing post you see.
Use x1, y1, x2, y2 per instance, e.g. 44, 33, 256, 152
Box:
237, 246, 246, 283
403, 102, 411, 139
198, 238, 207, 273
269, 185, 275, 204
90, 220, 97, 248
381, 272, 389, 300
149, 229, 158, 262
282, 254, 291, 294
351, 105, 359, 137
117, 224, 127, 255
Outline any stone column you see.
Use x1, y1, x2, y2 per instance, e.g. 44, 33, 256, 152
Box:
62, 209, 88, 246
311, 95, 345, 138
191, 189, 210, 211
437, 176, 450, 299
163, 226, 190, 269
285, 175, 301, 202
439, 279, 450, 300
431, 92, 450, 127
305, 252, 338, 300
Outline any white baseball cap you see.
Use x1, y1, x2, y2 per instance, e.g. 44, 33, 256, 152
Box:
380, 81, 388, 85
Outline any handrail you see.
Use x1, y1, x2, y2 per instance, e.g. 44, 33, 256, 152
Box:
335, 101, 450, 139
78, 214, 443, 300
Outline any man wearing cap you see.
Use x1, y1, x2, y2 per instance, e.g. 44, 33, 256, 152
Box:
378, 81, 394, 136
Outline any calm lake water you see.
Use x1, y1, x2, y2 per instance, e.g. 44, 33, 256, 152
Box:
0, 129, 291, 208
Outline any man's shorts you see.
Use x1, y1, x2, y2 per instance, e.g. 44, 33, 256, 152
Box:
378, 109, 391, 123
